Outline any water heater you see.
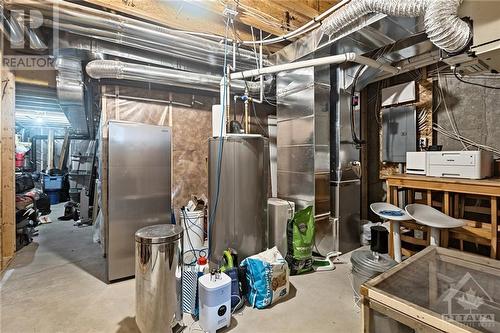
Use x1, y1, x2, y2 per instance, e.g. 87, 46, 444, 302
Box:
208, 134, 269, 263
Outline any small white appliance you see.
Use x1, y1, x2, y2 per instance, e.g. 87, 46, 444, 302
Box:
198, 272, 231, 333
406, 152, 427, 175
268, 198, 295, 256
406, 151, 493, 179
427, 151, 492, 179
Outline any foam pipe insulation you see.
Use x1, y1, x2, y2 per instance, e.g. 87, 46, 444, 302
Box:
321, 0, 471, 53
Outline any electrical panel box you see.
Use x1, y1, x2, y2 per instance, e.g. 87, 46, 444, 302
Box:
382, 105, 417, 163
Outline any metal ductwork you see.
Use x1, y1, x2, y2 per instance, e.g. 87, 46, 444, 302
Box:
7, 0, 263, 70
56, 57, 89, 136
321, 0, 471, 54
85, 60, 272, 95
57, 33, 220, 75
0, 8, 24, 47
26, 27, 46, 50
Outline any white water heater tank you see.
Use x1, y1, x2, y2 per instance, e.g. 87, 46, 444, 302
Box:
198, 272, 231, 333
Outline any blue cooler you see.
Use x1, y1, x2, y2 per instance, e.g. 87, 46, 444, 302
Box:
43, 175, 63, 191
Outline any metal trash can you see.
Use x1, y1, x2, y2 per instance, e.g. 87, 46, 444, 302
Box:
135, 224, 183, 333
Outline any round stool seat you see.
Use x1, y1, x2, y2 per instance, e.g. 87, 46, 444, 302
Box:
370, 202, 412, 221
405, 204, 465, 229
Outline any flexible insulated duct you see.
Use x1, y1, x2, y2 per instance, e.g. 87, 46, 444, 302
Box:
86, 60, 221, 93
85, 60, 267, 94
321, 0, 471, 53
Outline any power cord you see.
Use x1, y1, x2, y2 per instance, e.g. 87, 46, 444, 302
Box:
208, 17, 231, 260
453, 67, 500, 89
350, 65, 366, 147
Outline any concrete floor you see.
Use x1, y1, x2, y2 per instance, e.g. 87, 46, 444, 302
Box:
1, 202, 361, 333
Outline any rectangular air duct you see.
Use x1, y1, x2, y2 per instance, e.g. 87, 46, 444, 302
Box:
276, 65, 331, 254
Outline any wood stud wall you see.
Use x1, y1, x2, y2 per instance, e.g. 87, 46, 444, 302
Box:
1, 70, 16, 271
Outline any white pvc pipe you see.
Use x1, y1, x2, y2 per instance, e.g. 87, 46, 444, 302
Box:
47, 129, 54, 171
229, 53, 399, 80
392, 221, 402, 263
253, 39, 265, 104
430, 227, 440, 246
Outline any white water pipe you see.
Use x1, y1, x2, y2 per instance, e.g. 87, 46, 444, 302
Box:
229, 53, 399, 80
240, 0, 351, 45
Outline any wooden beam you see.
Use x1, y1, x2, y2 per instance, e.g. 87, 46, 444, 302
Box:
1, 70, 16, 269
491, 196, 498, 259
272, 0, 319, 21
0, 47, 3, 271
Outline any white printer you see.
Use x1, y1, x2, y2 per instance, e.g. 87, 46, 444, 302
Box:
406, 151, 493, 179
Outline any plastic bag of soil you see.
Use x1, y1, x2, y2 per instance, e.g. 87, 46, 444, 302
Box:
240, 247, 289, 309
285, 206, 314, 275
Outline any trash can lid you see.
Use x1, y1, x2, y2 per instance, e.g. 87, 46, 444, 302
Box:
135, 224, 183, 244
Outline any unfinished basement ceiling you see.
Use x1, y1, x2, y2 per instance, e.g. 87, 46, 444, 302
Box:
81, 0, 341, 52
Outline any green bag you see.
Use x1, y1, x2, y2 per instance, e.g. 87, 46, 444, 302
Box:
285, 206, 314, 275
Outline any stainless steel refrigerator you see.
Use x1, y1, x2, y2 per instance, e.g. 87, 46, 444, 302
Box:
105, 121, 171, 282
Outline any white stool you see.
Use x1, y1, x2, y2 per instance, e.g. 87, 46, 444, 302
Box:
405, 204, 465, 246
370, 202, 412, 263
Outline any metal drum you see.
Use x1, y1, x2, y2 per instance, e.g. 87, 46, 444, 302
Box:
351, 250, 396, 295
135, 224, 183, 333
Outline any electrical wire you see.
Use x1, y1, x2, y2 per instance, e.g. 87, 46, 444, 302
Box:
181, 209, 209, 265
207, 17, 231, 260
433, 123, 500, 155
181, 209, 198, 266
436, 66, 468, 150
350, 64, 365, 147
453, 67, 500, 90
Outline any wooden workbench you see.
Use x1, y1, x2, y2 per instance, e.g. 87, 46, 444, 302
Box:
385, 174, 500, 259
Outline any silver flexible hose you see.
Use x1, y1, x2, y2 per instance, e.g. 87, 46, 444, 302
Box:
321, 0, 471, 54
85, 60, 266, 94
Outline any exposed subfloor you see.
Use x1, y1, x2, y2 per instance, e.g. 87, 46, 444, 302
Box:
1, 203, 361, 333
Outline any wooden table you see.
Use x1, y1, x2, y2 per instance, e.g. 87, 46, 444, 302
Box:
386, 174, 500, 259
361, 246, 500, 333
